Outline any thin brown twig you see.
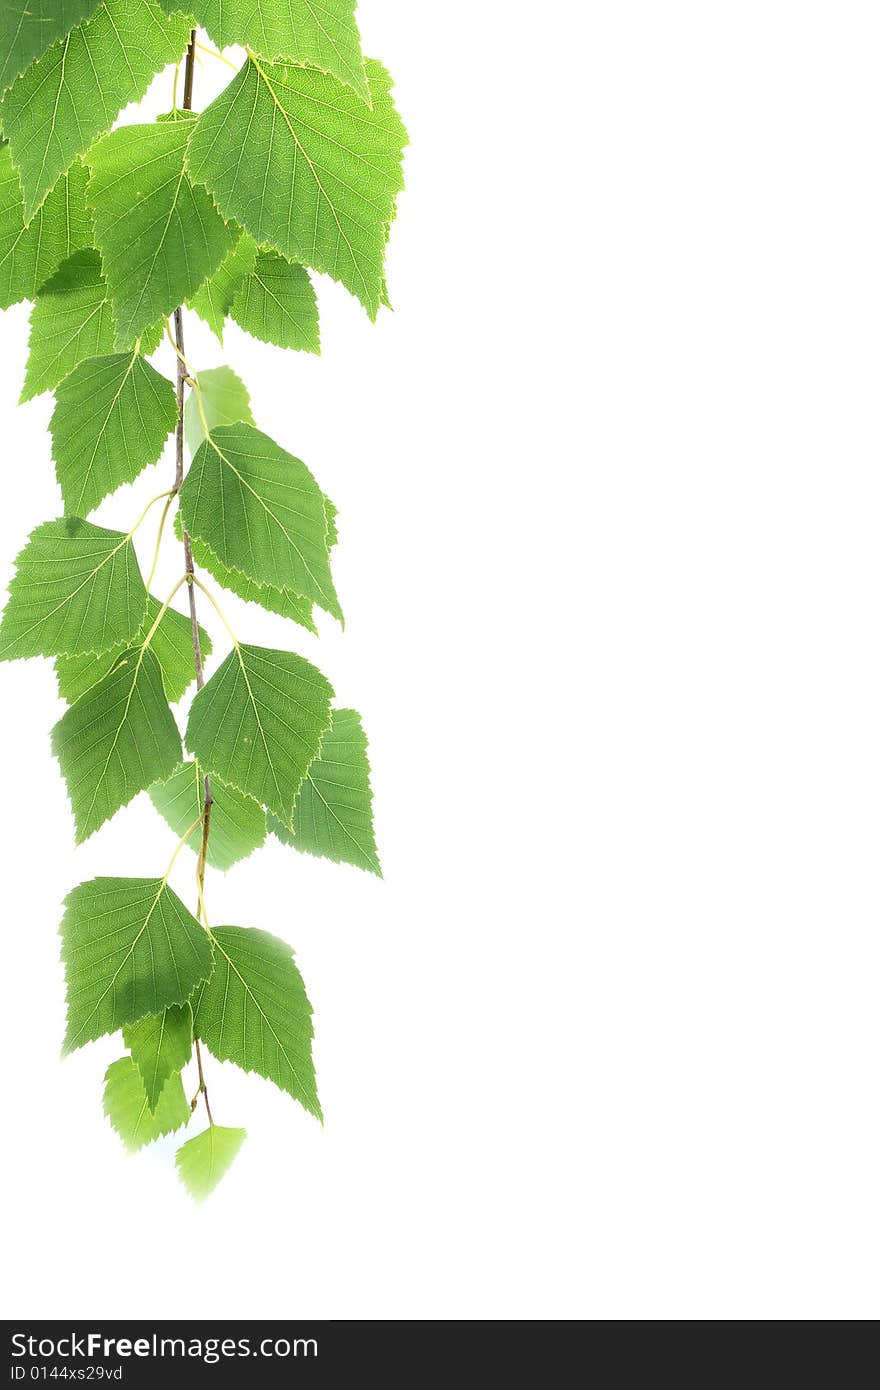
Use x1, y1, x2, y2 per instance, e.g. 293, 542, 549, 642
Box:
173, 30, 216, 1126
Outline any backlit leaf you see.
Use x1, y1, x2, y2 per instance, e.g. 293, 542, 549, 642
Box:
123, 1002, 192, 1111
176, 1124, 245, 1200
0, 151, 93, 310
150, 761, 267, 871
103, 1055, 190, 1150
230, 249, 319, 353
55, 594, 212, 705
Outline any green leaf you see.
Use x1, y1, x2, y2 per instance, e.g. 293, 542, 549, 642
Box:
21, 250, 116, 401
186, 644, 333, 823
0, 0, 191, 219
194, 925, 320, 1118
86, 117, 237, 347
0, 151, 94, 310
178, 422, 340, 620
149, 761, 267, 871
176, 1124, 246, 1201
60, 875, 213, 1053
230, 249, 319, 353
269, 708, 380, 875
51, 646, 183, 842
103, 1056, 190, 1151
159, 0, 368, 102
56, 593, 212, 704
0, 517, 147, 661
51, 352, 177, 516
185, 529, 317, 635
186, 57, 406, 318
184, 364, 254, 457
123, 1002, 192, 1111
0, 2, 102, 94
189, 231, 258, 342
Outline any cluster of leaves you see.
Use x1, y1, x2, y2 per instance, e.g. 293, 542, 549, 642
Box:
0, 1, 404, 1199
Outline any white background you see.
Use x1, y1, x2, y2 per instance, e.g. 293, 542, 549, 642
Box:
1, 0, 878, 1320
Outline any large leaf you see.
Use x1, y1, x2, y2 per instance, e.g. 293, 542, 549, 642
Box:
0, 517, 147, 661
0, 151, 93, 310
0, 2, 102, 94
123, 1002, 192, 1111
86, 117, 236, 347
230, 250, 319, 353
0, 0, 191, 219
103, 1055, 190, 1151
51, 646, 183, 842
51, 352, 177, 516
186, 644, 333, 823
194, 925, 320, 1118
56, 593, 212, 704
21, 250, 116, 401
185, 530, 317, 635
189, 231, 258, 342
178, 422, 340, 619
176, 1124, 245, 1201
149, 761, 267, 871
270, 708, 380, 874
158, 0, 368, 102
184, 365, 254, 457
186, 57, 406, 318
60, 875, 213, 1053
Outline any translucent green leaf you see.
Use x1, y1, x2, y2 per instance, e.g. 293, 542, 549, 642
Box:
185, 530, 317, 635
0, 2, 102, 94
178, 422, 340, 620
186, 644, 333, 823
56, 593, 212, 705
21, 250, 116, 402
123, 1002, 192, 1111
103, 1056, 190, 1151
0, 0, 191, 219
269, 708, 380, 875
51, 646, 183, 842
149, 761, 267, 871
86, 117, 236, 347
60, 875, 213, 1053
158, 0, 368, 102
230, 249, 319, 353
194, 925, 320, 1118
176, 1124, 245, 1201
51, 352, 177, 516
188, 231, 258, 342
0, 517, 147, 661
0, 151, 93, 310
183, 364, 254, 457
186, 57, 406, 318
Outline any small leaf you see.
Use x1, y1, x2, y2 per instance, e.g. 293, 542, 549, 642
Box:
0, 2, 102, 94
186, 57, 406, 318
186, 644, 333, 823
269, 709, 381, 875
51, 352, 177, 516
51, 647, 183, 842
60, 876, 213, 1053
123, 1002, 192, 1112
230, 250, 320, 353
184, 365, 254, 457
0, 0, 191, 219
158, 0, 369, 103
86, 117, 236, 347
0, 151, 94, 310
0, 517, 147, 662
176, 1124, 246, 1201
103, 1056, 190, 1151
194, 926, 320, 1118
178, 422, 340, 620
56, 594, 212, 705
150, 762, 267, 871
21, 250, 117, 401
189, 232, 258, 342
